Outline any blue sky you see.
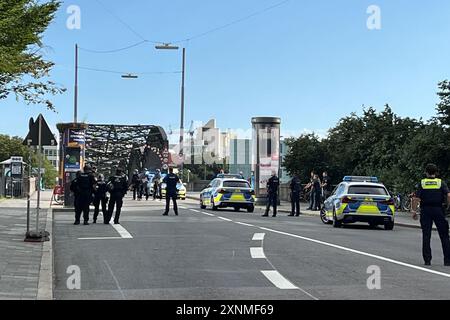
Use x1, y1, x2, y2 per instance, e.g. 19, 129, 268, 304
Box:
2, 0, 450, 139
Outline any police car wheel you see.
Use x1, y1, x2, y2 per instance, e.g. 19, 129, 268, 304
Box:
320, 208, 331, 224
384, 221, 394, 230
234, 207, 240, 212
333, 209, 342, 228
247, 206, 255, 213
200, 200, 206, 209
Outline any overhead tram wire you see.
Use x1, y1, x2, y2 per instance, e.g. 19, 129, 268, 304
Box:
78, 66, 182, 76
170, 0, 292, 44
80, 0, 291, 54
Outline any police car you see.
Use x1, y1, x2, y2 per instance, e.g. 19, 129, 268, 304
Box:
160, 174, 187, 200
320, 176, 395, 230
200, 178, 255, 212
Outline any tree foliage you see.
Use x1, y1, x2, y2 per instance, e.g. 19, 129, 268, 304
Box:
284, 82, 450, 193
0, 0, 65, 110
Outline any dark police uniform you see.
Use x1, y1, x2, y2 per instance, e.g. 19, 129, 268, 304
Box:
163, 173, 180, 215
264, 175, 280, 217
415, 178, 450, 265
69, 171, 82, 224
289, 176, 301, 216
131, 172, 140, 200
93, 179, 108, 223
73, 171, 96, 225
106, 173, 128, 224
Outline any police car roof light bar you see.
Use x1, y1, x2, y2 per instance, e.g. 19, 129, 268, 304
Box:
343, 176, 378, 183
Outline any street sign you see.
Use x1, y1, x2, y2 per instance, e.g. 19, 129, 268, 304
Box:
23, 114, 57, 147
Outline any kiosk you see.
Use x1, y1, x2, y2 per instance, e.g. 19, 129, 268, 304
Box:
251, 117, 281, 205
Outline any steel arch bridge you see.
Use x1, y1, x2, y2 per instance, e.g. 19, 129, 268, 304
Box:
84, 124, 169, 179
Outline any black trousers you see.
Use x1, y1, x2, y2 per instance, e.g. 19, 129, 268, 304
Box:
291, 192, 300, 215
132, 185, 139, 200
75, 195, 91, 222
93, 196, 108, 221
420, 207, 450, 264
265, 193, 278, 216
107, 195, 123, 223
165, 193, 178, 214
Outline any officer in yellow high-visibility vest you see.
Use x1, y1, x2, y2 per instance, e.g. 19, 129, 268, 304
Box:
412, 164, 450, 266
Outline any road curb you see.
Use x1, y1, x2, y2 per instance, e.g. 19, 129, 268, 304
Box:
37, 207, 54, 300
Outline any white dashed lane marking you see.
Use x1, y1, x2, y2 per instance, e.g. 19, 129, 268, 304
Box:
260, 270, 299, 290
217, 216, 232, 222
250, 247, 266, 259
252, 233, 265, 241
110, 222, 133, 239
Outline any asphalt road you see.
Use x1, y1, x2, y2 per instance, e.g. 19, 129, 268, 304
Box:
53, 196, 450, 300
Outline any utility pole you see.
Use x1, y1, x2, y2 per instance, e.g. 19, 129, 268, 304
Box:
36, 115, 42, 233
179, 48, 186, 179
74, 43, 78, 124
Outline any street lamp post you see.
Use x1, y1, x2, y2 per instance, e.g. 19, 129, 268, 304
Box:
74, 43, 78, 124
155, 44, 186, 178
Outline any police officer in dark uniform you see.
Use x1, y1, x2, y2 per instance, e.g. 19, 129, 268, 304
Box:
263, 171, 280, 217
412, 164, 450, 266
69, 170, 82, 223
106, 168, 128, 224
131, 169, 140, 200
73, 165, 96, 225
162, 167, 180, 216
93, 174, 108, 224
288, 174, 302, 216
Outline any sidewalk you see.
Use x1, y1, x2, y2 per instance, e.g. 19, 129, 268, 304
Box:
0, 190, 53, 300
186, 192, 424, 229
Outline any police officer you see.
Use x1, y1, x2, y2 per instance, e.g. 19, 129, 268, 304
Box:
153, 169, 162, 200
106, 168, 128, 224
131, 169, 140, 200
93, 174, 108, 224
162, 167, 180, 216
73, 165, 96, 225
263, 171, 280, 217
412, 164, 450, 266
288, 174, 302, 216
69, 171, 82, 224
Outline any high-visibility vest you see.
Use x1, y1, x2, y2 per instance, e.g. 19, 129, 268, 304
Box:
420, 178, 444, 207
421, 178, 442, 190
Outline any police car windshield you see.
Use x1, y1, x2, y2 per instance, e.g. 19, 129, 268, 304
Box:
348, 185, 388, 195
223, 181, 250, 188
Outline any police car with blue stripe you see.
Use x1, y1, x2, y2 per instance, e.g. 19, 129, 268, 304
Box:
320, 176, 395, 230
200, 178, 255, 212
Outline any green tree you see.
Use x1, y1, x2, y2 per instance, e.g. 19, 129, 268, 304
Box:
283, 133, 328, 181
436, 80, 450, 128
0, 0, 64, 110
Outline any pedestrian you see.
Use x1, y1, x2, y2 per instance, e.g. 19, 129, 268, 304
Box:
106, 168, 128, 225
312, 174, 322, 211
412, 164, 450, 266
162, 167, 180, 216
289, 174, 302, 216
239, 171, 245, 180
249, 171, 255, 189
305, 171, 315, 210
93, 174, 108, 224
321, 171, 332, 203
131, 169, 140, 200
69, 170, 82, 223
153, 169, 162, 200
263, 171, 280, 217
72, 165, 96, 225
